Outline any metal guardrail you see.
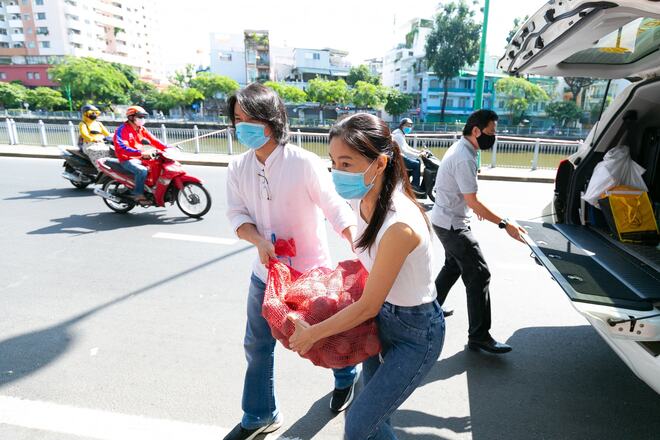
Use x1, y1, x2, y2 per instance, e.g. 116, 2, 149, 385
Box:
1, 118, 581, 170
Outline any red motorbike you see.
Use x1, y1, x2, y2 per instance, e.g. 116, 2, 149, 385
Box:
94, 148, 212, 218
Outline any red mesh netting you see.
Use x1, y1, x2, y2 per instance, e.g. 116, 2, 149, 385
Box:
263, 258, 381, 369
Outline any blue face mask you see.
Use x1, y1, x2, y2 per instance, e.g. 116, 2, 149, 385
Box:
235, 122, 270, 150
403, 126, 412, 135
331, 161, 376, 200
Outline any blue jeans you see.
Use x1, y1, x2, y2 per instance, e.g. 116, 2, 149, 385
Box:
403, 156, 421, 188
241, 274, 358, 430
345, 301, 445, 440
119, 158, 148, 196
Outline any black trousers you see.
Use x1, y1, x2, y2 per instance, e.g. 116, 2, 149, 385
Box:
433, 225, 492, 341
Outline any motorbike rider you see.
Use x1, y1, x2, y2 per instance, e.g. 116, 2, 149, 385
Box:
113, 106, 167, 201
79, 104, 112, 171
392, 118, 424, 191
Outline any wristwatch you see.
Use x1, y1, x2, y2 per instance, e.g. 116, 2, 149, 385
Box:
498, 218, 509, 229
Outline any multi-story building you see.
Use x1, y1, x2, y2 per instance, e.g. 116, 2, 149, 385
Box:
210, 32, 247, 85
286, 47, 350, 83
210, 30, 273, 85
244, 30, 270, 83
0, 0, 165, 86
364, 57, 383, 79
210, 32, 352, 91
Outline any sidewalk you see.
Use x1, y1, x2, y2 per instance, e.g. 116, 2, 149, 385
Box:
0, 144, 556, 183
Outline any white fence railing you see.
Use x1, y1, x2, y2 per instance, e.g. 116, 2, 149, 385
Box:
1, 119, 581, 170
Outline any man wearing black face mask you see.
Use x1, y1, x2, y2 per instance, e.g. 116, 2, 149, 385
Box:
430, 109, 526, 354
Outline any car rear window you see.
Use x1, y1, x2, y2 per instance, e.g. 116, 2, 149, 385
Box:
562, 18, 660, 65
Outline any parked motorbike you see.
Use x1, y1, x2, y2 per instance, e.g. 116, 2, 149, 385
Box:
94, 147, 212, 218
407, 150, 440, 202
59, 136, 114, 189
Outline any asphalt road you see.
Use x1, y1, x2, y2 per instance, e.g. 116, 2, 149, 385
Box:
1, 157, 658, 440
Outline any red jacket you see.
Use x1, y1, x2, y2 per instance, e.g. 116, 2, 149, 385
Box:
113, 122, 167, 162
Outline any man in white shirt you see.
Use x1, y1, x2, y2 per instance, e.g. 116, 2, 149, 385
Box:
391, 118, 423, 190
224, 83, 359, 440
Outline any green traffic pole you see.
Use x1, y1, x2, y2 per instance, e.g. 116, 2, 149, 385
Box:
474, 0, 490, 171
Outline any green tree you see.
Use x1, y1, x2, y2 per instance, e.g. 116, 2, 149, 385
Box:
385, 89, 414, 119
425, 0, 481, 122
306, 78, 349, 121
545, 100, 582, 127
350, 81, 388, 110
48, 56, 132, 107
346, 65, 380, 86
153, 85, 203, 113
129, 80, 160, 110
190, 72, 240, 114
26, 87, 68, 111
264, 81, 307, 104
170, 64, 196, 88
494, 76, 550, 124
563, 77, 596, 105
0, 82, 28, 108
190, 72, 239, 100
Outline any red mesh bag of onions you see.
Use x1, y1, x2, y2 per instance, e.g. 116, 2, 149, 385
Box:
263, 258, 381, 369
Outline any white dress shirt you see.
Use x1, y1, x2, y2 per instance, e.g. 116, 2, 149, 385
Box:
392, 128, 419, 161
226, 143, 356, 282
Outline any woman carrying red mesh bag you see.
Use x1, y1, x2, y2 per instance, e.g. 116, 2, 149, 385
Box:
288, 113, 445, 440
263, 255, 381, 369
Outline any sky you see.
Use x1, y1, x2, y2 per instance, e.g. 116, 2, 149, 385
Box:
158, 0, 548, 73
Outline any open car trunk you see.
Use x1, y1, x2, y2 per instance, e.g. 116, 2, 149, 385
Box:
523, 76, 660, 313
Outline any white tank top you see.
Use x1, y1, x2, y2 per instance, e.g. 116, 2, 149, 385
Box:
353, 189, 437, 307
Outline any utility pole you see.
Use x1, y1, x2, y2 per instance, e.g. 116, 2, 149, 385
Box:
474, 0, 490, 171
474, 0, 490, 111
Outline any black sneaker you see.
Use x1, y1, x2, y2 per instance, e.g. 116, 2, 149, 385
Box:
330, 372, 359, 413
222, 419, 282, 440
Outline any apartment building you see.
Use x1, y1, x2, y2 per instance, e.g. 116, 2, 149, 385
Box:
0, 0, 165, 85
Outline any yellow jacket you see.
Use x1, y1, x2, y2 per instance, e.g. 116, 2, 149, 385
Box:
79, 115, 110, 144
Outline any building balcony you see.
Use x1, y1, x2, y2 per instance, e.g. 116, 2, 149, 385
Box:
0, 34, 9, 43
10, 33, 25, 42
6, 5, 20, 14
8, 19, 22, 28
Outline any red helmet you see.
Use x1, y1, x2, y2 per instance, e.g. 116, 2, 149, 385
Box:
126, 105, 148, 118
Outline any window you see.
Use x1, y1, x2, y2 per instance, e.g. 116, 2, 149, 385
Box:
313, 52, 320, 60
429, 79, 439, 89
0, 72, 6, 79
27, 41, 34, 48
0, 15, 5, 21
36, 12, 45, 19
40, 40, 49, 48
26, 72, 33, 79
403, 80, 407, 89
0, 43, 8, 48
13, 27, 22, 34
0, 29, 6, 35
34, 72, 40, 79
23, 14, 30, 20
26, 27, 32, 33
563, 17, 660, 66
36, 26, 47, 34
35, 0, 44, 5
218, 52, 232, 62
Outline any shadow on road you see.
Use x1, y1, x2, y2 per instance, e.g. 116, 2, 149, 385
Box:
27, 210, 198, 235
273, 391, 338, 439
396, 325, 660, 440
4, 187, 96, 201
0, 245, 252, 389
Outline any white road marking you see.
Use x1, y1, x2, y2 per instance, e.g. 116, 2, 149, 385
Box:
0, 395, 302, 440
153, 232, 237, 246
